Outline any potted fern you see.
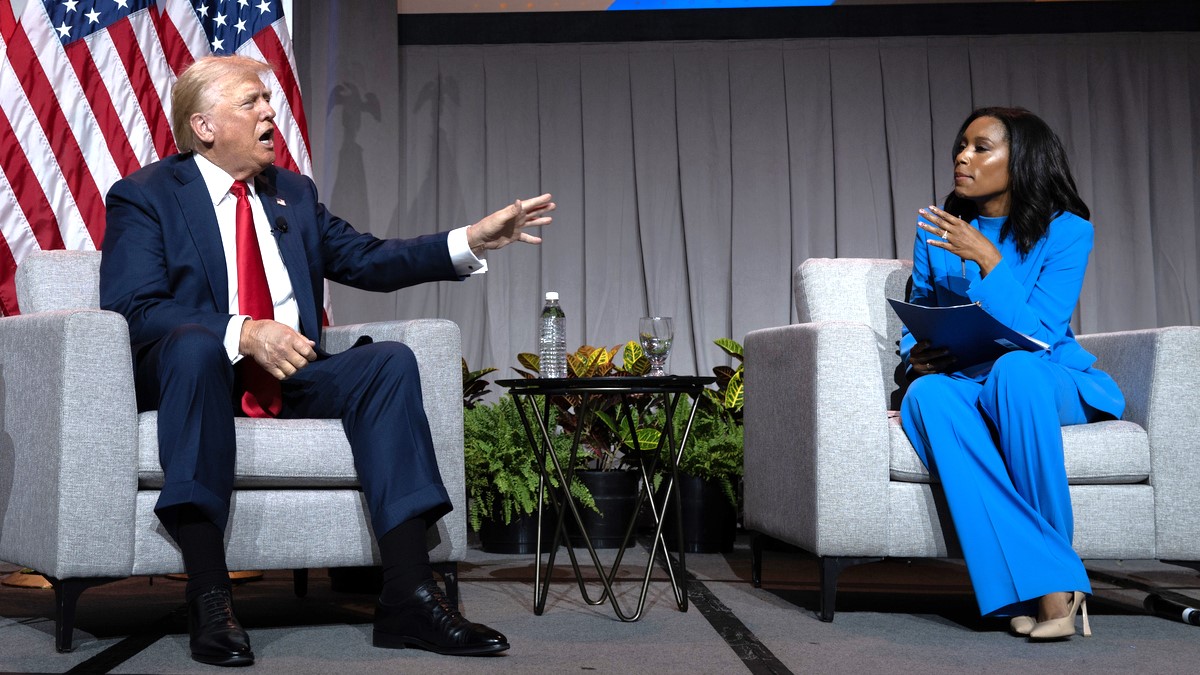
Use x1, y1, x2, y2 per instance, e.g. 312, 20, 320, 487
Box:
463, 393, 596, 553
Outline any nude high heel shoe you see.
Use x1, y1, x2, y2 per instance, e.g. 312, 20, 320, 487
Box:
1029, 591, 1091, 640
1009, 615, 1035, 636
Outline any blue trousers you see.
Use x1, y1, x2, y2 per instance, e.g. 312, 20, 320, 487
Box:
133, 324, 451, 539
900, 351, 1099, 617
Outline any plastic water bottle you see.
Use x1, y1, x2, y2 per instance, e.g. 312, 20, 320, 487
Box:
539, 292, 567, 378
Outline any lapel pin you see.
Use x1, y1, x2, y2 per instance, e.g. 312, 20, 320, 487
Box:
276, 198, 286, 206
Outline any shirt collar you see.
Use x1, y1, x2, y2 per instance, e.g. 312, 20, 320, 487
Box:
193, 153, 258, 205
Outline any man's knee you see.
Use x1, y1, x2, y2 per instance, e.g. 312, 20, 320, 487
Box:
363, 341, 420, 378
155, 325, 230, 383
161, 324, 226, 360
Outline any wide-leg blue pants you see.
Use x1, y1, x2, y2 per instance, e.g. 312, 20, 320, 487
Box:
134, 324, 451, 540
900, 350, 1099, 617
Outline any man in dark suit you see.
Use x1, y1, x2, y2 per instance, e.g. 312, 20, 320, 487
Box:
99, 55, 553, 666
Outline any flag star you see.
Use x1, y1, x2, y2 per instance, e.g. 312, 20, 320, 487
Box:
235, 18, 247, 33
214, 12, 227, 27
114, 0, 130, 9
55, 20, 72, 38
238, 0, 249, 7
195, 2, 209, 17
256, 0, 271, 15
62, 0, 79, 12
85, 8, 101, 23
211, 36, 224, 51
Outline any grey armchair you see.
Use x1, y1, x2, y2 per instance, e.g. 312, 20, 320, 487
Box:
0, 250, 467, 651
743, 257, 1200, 621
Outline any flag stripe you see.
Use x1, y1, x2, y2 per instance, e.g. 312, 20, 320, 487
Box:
64, 41, 142, 177
81, 29, 160, 168
131, 10, 182, 156
108, 18, 176, 160
254, 24, 310, 160
0, 0, 15, 41
9, 14, 106, 248
0, 104, 65, 252
152, 5, 196, 77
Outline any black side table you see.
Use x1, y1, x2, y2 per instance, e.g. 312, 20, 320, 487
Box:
496, 375, 715, 622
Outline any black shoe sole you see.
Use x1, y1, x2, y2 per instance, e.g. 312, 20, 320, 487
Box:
373, 630, 510, 656
191, 651, 256, 667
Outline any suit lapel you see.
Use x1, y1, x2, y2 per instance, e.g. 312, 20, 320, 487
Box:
256, 171, 319, 338
173, 157, 228, 311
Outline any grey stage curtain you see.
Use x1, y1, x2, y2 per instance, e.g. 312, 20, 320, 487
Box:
296, 5, 1199, 380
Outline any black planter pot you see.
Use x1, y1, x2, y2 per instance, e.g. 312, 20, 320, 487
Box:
567, 470, 641, 549
478, 509, 552, 554
661, 473, 737, 554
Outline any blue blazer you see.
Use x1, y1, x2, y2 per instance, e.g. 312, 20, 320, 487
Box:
100, 153, 458, 354
900, 211, 1125, 420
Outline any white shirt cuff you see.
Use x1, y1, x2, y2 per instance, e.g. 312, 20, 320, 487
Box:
448, 226, 487, 276
226, 315, 249, 364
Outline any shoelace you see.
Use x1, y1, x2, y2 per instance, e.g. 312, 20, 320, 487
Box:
199, 589, 237, 625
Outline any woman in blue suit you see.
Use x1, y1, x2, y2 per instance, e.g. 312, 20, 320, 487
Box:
900, 107, 1124, 640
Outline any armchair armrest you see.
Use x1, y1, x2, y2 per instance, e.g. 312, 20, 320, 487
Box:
744, 320, 892, 556
0, 310, 139, 578
1078, 326, 1200, 559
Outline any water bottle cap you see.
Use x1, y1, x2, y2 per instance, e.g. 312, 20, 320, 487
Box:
545, 291, 559, 301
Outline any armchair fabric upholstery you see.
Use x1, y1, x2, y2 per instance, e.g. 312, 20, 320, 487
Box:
744, 257, 1200, 620
0, 250, 466, 648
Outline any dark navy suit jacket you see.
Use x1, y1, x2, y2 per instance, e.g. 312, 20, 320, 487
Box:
99, 153, 458, 358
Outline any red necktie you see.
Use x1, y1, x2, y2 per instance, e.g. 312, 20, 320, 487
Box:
231, 180, 282, 418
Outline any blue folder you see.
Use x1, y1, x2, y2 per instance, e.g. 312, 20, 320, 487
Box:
887, 298, 1049, 370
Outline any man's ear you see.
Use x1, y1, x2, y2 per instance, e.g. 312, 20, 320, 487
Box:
191, 113, 214, 145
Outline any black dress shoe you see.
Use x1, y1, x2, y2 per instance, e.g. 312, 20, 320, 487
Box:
188, 586, 255, 667
373, 580, 509, 656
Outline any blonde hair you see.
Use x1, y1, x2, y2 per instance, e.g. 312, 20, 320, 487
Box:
171, 55, 273, 153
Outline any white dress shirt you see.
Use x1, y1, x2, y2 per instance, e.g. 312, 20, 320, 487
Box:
191, 155, 485, 363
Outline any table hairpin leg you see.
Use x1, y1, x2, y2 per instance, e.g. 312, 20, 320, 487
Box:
624, 384, 700, 610
515, 391, 625, 613
511, 386, 702, 621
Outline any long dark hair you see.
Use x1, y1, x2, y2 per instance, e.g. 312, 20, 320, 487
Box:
942, 107, 1089, 257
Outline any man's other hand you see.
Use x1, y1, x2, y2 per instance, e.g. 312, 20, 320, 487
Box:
239, 319, 318, 379
466, 193, 554, 254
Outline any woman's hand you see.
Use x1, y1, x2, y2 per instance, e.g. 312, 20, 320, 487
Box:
909, 339, 956, 377
918, 205, 1003, 276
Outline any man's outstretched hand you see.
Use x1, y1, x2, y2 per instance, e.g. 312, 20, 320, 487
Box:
466, 193, 554, 254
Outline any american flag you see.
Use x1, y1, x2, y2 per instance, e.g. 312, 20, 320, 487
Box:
0, 0, 312, 316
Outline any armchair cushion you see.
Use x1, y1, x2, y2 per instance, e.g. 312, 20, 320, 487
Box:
137, 414, 359, 488
887, 416, 1151, 485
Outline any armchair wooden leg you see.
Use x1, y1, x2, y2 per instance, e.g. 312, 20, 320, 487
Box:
292, 569, 309, 598
817, 556, 882, 622
45, 576, 122, 653
432, 562, 459, 610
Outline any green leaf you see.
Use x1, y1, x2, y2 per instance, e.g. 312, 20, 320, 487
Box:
517, 352, 540, 372
723, 370, 744, 412
713, 337, 744, 361
621, 341, 650, 375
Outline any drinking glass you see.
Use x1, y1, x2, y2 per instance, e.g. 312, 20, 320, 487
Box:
639, 316, 674, 376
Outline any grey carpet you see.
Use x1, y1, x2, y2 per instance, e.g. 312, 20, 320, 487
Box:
2, 536, 1198, 674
